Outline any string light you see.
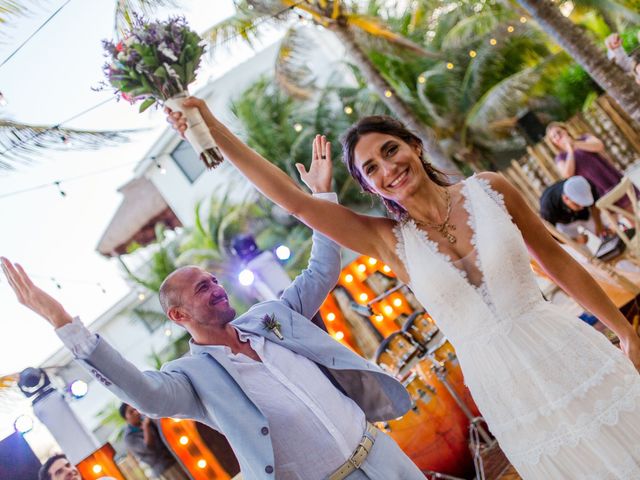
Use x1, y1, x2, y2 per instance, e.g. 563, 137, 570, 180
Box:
520, 16, 527, 23
164, 328, 172, 337
138, 292, 146, 301
53, 181, 66, 197
507, 25, 514, 33
417, 75, 426, 84
384, 90, 393, 98
489, 38, 497, 46
293, 123, 303, 132
469, 50, 477, 58
446, 62, 454, 70
344, 106, 353, 115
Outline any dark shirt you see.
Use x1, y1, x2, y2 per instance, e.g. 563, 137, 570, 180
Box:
124, 421, 176, 476
539, 179, 599, 225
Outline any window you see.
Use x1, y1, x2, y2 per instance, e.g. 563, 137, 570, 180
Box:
171, 140, 205, 183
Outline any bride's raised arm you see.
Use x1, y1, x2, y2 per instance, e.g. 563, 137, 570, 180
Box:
166, 97, 396, 264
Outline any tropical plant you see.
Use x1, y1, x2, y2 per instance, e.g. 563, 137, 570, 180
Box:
516, 0, 640, 123
200, 0, 459, 172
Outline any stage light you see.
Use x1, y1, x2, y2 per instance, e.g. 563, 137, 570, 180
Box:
326, 312, 336, 322
69, 380, 88, 399
197, 459, 207, 468
14, 415, 33, 434
238, 269, 255, 286
179, 436, 189, 445
275, 245, 291, 261
18, 368, 52, 398
231, 234, 260, 262
92, 464, 103, 474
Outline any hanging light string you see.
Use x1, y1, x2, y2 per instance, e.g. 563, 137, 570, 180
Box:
0, 159, 139, 199
0, 0, 73, 71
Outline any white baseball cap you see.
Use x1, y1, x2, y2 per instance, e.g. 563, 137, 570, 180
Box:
563, 176, 594, 207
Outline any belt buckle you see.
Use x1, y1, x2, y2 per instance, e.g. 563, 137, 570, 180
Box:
348, 446, 366, 469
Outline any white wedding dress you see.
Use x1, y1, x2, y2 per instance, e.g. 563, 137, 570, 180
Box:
394, 175, 640, 479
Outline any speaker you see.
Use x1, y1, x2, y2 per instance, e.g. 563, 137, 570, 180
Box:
516, 111, 546, 144
0, 432, 41, 480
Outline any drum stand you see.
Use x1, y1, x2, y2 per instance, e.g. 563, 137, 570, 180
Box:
427, 357, 496, 480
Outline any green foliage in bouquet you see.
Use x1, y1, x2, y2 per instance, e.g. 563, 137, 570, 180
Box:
102, 15, 205, 112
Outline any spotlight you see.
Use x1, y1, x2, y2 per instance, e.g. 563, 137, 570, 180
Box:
231, 235, 260, 262
18, 368, 52, 398
275, 245, 291, 261
14, 415, 33, 434
238, 269, 255, 286
69, 380, 88, 399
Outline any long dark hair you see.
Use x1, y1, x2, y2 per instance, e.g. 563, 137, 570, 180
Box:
341, 115, 451, 219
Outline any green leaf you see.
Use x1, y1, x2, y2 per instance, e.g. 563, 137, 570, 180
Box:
139, 97, 156, 112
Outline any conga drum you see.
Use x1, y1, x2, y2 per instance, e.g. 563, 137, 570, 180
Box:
374, 331, 419, 376
379, 374, 474, 478
402, 311, 438, 346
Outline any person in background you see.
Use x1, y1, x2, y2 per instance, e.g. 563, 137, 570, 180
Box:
539, 176, 608, 245
545, 122, 632, 209
605, 33, 635, 73
120, 403, 189, 480
38, 454, 116, 480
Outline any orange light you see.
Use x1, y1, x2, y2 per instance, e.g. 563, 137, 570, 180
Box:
368, 257, 378, 265
92, 465, 103, 474
382, 265, 391, 273
393, 298, 402, 307
383, 305, 393, 315
335, 331, 345, 340
197, 459, 207, 469
359, 293, 368, 302
179, 436, 189, 445
375, 314, 384, 322
344, 274, 354, 283
357, 263, 366, 272
326, 312, 336, 321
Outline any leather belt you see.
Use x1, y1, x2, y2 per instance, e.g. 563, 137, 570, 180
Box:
327, 422, 378, 480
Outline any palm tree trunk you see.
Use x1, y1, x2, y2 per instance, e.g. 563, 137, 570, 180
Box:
330, 24, 460, 174
517, 0, 640, 123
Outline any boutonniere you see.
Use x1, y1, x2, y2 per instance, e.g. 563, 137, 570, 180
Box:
261, 313, 283, 340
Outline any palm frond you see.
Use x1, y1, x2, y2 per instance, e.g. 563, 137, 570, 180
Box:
0, 120, 131, 170
441, 9, 515, 49
275, 27, 317, 99
0, 0, 33, 40
201, 4, 273, 51
113, 0, 178, 35
573, 0, 640, 23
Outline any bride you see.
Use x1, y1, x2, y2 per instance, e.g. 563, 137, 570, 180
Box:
167, 99, 640, 479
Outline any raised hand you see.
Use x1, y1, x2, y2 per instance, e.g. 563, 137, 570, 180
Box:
1, 257, 73, 328
164, 96, 218, 139
296, 134, 333, 194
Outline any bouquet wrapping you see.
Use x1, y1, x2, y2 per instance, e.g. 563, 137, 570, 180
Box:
102, 16, 223, 168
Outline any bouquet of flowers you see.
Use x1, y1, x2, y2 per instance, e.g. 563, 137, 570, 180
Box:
102, 16, 223, 168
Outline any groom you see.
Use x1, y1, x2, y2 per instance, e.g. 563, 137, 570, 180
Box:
2, 154, 423, 480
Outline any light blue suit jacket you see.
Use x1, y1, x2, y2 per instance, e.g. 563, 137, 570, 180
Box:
74, 231, 411, 479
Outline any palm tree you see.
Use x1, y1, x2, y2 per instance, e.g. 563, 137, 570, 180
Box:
202, 0, 459, 172
516, 0, 640, 123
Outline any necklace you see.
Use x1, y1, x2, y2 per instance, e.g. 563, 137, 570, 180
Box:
414, 188, 457, 244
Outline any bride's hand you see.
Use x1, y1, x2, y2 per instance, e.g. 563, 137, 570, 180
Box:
620, 331, 640, 371
296, 134, 333, 194
164, 97, 218, 139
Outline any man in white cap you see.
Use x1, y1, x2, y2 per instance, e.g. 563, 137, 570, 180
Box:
540, 175, 609, 244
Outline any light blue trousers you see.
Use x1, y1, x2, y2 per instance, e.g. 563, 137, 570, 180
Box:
346, 430, 425, 479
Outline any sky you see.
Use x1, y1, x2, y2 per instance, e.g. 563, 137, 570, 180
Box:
0, 0, 282, 439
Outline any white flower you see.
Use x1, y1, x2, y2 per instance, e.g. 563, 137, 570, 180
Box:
159, 42, 178, 62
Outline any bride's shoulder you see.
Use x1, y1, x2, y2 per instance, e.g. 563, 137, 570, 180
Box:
473, 171, 513, 196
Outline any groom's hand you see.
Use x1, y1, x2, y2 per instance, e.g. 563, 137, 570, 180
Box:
296, 134, 333, 194
1, 257, 73, 329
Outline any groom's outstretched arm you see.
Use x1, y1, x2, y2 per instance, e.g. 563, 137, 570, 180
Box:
279, 135, 341, 319
1, 258, 204, 420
